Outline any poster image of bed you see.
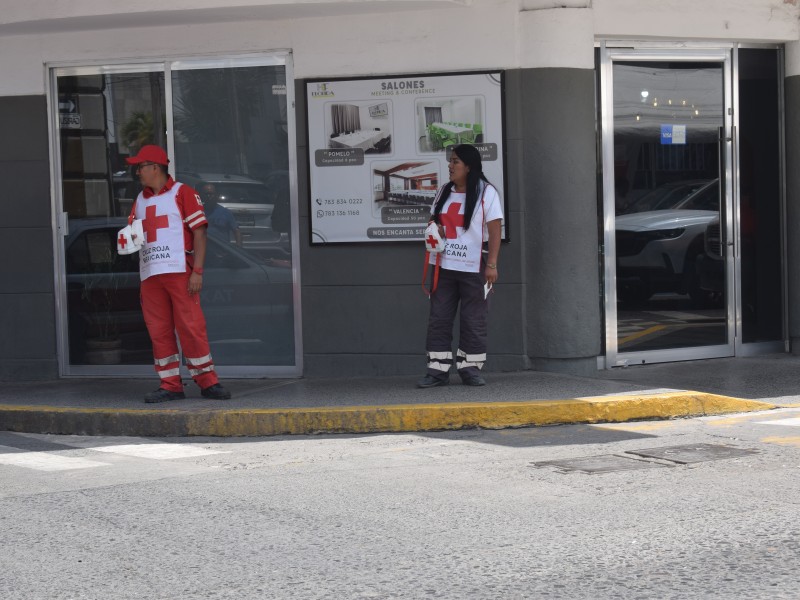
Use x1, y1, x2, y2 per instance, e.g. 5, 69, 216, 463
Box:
326, 101, 392, 154
306, 72, 503, 243
372, 160, 439, 224
417, 96, 485, 153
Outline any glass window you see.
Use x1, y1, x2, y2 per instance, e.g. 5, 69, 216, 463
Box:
58, 70, 166, 366
612, 61, 727, 353
171, 64, 294, 365
55, 57, 297, 373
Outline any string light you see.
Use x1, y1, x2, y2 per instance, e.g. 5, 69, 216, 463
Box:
635, 91, 702, 119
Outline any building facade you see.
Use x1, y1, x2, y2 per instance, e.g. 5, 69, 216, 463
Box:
1, 0, 799, 381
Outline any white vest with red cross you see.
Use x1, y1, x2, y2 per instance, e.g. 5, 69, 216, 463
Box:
436, 193, 482, 272
430, 182, 502, 273
135, 183, 188, 281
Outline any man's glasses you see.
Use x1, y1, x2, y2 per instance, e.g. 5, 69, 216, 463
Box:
135, 163, 158, 172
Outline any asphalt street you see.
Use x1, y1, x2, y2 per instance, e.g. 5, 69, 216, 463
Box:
2, 406, 799, 599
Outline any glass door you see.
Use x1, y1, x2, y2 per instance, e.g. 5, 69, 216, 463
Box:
169, 57, 297, 370
55, 65, 167, 372
52, 54, 301, 377
601, 48, 735, 366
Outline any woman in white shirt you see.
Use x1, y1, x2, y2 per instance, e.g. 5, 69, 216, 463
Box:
418, 144, 504, 388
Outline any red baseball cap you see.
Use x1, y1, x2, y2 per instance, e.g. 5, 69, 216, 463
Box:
125, 145, 170, 166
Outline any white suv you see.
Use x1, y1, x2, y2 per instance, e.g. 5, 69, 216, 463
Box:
615, 179, 719, 305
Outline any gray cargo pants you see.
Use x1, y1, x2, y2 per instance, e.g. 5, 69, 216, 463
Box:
425, 267, 488, 379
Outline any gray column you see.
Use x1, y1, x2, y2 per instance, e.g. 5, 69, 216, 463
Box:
519, 68, 601, 375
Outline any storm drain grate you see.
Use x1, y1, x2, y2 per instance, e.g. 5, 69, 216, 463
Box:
531, 443, 760, 474
531, 454, 670, 474
625, 443, 759, 464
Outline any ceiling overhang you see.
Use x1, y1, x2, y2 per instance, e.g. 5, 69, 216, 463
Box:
0, 0, 470, 36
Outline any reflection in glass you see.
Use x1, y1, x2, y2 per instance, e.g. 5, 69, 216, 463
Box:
612, 62, 727, 353
171, 65, 294, 366
59, 62, 296, 369
59, 72, 165, 365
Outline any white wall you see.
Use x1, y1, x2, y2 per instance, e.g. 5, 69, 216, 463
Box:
0, 0, 798, 97
519, 8, 595, 69
0, 0, 470, 33
787, 41, 800, 77
0, 1, 517, 96
593, 0, 799, 42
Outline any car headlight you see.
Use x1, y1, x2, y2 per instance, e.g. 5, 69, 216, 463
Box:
616, 227, 686, 257
644, 227, 685, 240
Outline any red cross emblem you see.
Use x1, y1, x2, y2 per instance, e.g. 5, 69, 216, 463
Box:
142, 205, 170, 243
440, 202, 464, 239
118, 232, 127, 249
426, 233, 440, 249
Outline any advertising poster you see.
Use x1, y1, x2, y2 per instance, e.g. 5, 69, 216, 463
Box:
306, 72, 504, 244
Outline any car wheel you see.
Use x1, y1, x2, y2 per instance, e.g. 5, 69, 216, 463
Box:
618, 282, 652, 307
685, 254, 721, 308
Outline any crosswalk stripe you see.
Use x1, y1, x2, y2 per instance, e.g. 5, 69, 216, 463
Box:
0, 446, 110, 471
757, 417, 800, 427
89, 443, 229, 460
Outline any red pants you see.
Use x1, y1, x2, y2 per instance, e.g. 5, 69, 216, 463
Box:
140, 271, 219, 392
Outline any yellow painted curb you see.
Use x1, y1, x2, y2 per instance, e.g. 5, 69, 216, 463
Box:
0, 391, 776, 437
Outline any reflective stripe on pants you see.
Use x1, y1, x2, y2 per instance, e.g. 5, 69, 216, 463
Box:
141, 270, 219, 392
424, 267, 488, 376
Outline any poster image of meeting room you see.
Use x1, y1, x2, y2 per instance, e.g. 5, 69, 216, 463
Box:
326, 101, 393, 154
416, 95, 485, 153
371, 160, 440, 219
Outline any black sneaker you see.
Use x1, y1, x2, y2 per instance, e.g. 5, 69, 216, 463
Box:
461, 374, 486, 387
144, 388, 186, 403
201, 383, 232, 400
416, 374, 449, 389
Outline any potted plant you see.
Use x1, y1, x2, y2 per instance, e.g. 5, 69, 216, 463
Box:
81, 244, 123, 364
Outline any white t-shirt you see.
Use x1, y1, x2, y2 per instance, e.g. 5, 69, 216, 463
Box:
429, 182, 503, 273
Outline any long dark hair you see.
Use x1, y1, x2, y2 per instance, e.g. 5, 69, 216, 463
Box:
432, 144, 490, 231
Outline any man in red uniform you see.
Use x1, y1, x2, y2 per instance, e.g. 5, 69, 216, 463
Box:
126, 145, 231, 402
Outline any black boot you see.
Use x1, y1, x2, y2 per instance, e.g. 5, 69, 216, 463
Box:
201, 383, 232, 400
144, 388, 186, 403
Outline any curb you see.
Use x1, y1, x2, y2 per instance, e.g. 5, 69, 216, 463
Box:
0, 392, 776, 437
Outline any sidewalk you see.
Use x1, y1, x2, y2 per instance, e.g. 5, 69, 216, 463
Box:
2, 353, 798, 437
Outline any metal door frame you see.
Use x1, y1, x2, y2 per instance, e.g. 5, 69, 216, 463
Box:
599, 44, 737, 368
